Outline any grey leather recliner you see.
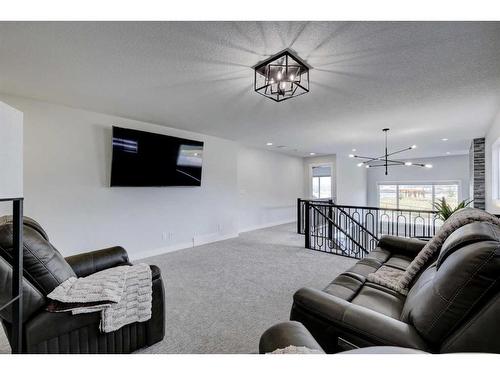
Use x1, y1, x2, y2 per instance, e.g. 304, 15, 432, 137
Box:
0, 216, 165, 353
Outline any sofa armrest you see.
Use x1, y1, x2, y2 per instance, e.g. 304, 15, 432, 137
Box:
293, 287, 428, 351
65, 246, 131, 278
378, 235, 427, 259
259, 321, 325, 354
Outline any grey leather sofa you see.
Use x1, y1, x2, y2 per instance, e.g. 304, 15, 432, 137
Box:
289, 221, 500, 353
0, 216, 165, 353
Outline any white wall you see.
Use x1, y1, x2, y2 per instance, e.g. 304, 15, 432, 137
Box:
366, 155, 470, 206
0, 95, 308, 259
485, 110, 500, 214
237, 146, 304, 232
0, 101, 23, 198
302, 154, 367, 206
335, 154, 368, 206
0, 95, 242, 259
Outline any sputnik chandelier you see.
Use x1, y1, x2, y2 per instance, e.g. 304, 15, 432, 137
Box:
254, 49, 310, 102
349, 128, 433, 175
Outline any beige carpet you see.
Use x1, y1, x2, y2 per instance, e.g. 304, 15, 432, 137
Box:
0, 222, 356, 354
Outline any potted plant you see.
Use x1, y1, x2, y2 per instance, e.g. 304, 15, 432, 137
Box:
433, 197, 473, 221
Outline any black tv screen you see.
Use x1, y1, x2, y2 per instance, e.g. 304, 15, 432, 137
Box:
110, 126, 204, 187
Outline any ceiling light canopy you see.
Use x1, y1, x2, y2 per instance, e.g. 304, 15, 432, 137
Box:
351, 129, 432, 175
254, 49, 310, 103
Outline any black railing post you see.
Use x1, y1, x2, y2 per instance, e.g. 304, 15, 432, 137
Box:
304, 200, 310, 249
297, 198, 301, 234
327, 199, 333, 240
11, 198, 23, 354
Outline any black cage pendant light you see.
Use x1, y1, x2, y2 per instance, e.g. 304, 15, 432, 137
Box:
349, 128, 433, 175
254, 49, 310, 102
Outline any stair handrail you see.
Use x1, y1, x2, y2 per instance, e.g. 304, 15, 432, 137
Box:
309, 204, 369, 255
333, 204, 379, 243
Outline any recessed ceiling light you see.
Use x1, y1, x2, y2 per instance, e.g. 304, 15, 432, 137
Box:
365, 165, 370, 169
446, 152, 451, 155
425, 164, 433, 168
357, 163, 364, 167
352, 148, 357, 152
411, 145, 417, 149
309, 152, 316, 156
266, 142, 273, 146
348, 154, 355, 158
441, 138, 448, 141
405, 162, 412, 166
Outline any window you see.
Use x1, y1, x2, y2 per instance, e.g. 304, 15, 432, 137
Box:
311, 165, 332, 199
378, 183, 459, 210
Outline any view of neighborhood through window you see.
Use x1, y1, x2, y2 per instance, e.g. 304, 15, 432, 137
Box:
378, 183, 459, 210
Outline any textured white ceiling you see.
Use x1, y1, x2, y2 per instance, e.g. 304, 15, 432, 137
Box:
1, 21, 499, 158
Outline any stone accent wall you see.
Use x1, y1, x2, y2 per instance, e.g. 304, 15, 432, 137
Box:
470, 138, 485, 210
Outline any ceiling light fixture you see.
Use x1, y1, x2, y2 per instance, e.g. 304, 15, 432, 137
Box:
441, 138, 449, 141
266, 142, 273, 146
254, 49, 310, 102
352, 129, 432, 175
352, 148, 357, 152
309, 152, 316, 156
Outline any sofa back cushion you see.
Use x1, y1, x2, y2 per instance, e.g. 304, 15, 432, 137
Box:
0, 216, 76, 295
401, 221, 500, 346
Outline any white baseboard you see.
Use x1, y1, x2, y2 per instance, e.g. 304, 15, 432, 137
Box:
131, 232, 238, 261
238, 219, 296, 233
131, 219, 296, 261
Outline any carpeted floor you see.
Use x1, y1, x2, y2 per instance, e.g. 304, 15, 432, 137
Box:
0, 222, 356, 354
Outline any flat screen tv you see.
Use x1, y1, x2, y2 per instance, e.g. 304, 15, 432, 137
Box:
110, 126, 204, 187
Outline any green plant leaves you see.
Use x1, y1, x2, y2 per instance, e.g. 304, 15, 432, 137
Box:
433, 197, 473, 221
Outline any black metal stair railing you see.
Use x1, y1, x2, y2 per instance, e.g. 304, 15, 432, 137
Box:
298, 198, 441, 259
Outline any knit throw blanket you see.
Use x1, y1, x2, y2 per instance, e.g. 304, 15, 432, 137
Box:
270, 345, 323, 354
47, 263, 152, 333
367, 208, 500, 295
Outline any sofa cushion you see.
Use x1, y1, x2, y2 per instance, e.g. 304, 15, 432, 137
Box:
438, 222, 500, 268
323, 273, 364, 301
384, 255, 412, 271
351, 284, 406, 319
345, 257, 383, 278
322, 242, 416, 317
365, 247, 391, 263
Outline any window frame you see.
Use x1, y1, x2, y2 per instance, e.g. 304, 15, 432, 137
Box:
377, 180, 462, 210
309, 162, 334, 200
312, 175, 332, 199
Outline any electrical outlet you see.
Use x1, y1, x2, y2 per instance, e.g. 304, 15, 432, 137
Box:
162, 232, 174, 241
